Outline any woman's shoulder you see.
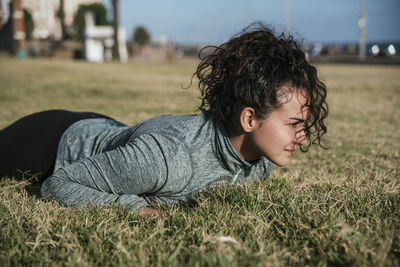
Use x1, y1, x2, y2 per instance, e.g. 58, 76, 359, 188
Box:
140, 112, 209, 127
66, 117, 126, 133
133, 111, 214, 140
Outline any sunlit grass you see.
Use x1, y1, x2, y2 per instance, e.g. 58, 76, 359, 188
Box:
0, 58, 399, 266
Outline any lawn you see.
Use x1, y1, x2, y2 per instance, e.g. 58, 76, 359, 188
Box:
0, 56, 399, 266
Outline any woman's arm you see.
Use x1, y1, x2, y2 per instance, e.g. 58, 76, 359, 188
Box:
137, 207, 165, 218
41, 133, 171, 212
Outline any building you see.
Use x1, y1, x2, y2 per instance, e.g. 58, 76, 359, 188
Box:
0, 0, 102, 40
84, 11, 128, 63
0, 0, 128, 62
22, 0, 102, 40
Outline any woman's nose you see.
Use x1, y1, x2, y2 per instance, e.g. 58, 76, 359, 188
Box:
295, 130, 307, 145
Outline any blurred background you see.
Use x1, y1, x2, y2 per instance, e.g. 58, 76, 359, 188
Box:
0, 0, 399, 63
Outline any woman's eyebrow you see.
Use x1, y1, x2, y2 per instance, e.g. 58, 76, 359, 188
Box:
289, 117, 305, 123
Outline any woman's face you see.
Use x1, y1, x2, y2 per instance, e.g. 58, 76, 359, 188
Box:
245, 90, 308, 166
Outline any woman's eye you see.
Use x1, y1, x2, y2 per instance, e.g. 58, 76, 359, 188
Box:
289, 122, 305, 131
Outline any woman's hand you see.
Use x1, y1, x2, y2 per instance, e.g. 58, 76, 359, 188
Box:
137, 207, 164, 218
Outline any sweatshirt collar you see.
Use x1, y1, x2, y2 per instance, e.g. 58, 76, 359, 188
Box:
211, 114, 255, 173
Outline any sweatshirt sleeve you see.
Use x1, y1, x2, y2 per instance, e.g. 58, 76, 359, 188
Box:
41, 133, 171, 212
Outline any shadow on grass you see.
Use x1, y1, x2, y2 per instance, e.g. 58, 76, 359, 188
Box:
24, 182, 42, 197
1, 171, 43, 198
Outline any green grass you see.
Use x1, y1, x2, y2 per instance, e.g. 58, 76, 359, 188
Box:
0, 57, 399, 266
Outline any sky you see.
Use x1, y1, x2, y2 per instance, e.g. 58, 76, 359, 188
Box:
104, 0, 400, 45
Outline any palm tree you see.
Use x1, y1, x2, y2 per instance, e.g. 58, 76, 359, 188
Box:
59, 0, 66, 40
112, 0, 119, 60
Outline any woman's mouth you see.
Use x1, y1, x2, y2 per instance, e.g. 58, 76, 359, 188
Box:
285, 149, 296, 156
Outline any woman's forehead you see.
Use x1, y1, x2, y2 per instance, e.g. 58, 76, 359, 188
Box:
277, 86, 309, 105
276, 90, 309, 118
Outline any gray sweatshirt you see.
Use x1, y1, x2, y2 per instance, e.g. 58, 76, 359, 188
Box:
41, 111, 274, 212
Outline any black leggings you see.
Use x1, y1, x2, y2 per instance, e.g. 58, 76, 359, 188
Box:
0, 110, 111, 183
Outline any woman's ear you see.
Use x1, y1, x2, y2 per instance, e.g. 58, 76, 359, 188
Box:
239, 107, 259, 133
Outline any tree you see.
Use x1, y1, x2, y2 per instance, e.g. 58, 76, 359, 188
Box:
23, 9, 34, 41
111, 0, 119, 60
73, 3, 108, 40
133, 26, 150, 47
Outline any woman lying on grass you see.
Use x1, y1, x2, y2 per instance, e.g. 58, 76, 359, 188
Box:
0, 24, 328, 217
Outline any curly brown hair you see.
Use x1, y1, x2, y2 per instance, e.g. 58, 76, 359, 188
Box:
194, 23, 328, 150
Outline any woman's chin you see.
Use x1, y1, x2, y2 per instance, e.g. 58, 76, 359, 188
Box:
269, 157, 291, 167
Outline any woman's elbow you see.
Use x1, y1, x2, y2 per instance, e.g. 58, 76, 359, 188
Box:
40, 171, 67, 201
